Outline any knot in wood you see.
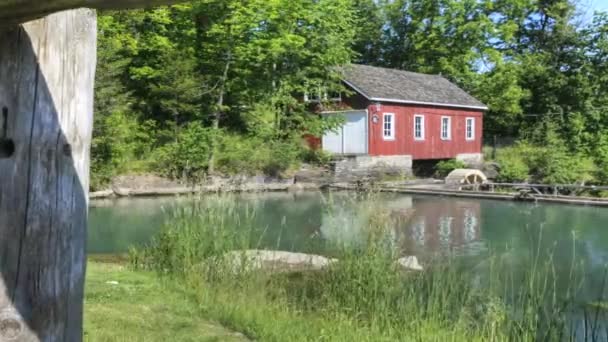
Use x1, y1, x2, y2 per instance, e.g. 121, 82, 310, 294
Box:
0, 308, 25, 341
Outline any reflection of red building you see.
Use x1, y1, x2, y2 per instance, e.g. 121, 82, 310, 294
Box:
400, 199, 482, 254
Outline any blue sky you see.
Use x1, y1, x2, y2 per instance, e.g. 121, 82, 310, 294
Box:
591, 0, 608, 12
579, 0, 608, 23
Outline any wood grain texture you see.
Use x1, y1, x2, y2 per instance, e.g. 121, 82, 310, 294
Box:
1, 0, 185, 26
0, 8, 96, 341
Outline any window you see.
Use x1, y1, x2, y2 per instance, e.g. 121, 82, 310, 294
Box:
383, 113, 395, 140
441, 116, 451, 140
466, 118, 475, 140
414, 115, 425, 140
304, 90, 322, 103
304, 88, 341, 103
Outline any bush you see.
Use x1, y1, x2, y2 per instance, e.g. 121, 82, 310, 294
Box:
593, 135, 608, 184
91, 111, 155, 190
516, 141, 597, 185
494, 142, 598, 184
300, 147, 333, 166
535, 150, 596, 185
495, 146, 530, 183
153, 122, 214, 180
435, 159, 467, 178
215, 134, 302, 176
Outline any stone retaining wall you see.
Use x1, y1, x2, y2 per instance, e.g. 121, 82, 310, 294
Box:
456, 153, 484, 167
332, 155, 413, 182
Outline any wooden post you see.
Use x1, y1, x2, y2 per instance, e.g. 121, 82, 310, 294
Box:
0, 8, 96, 341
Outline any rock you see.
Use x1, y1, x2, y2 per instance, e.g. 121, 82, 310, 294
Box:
287, 183, 306, 193
294, 168, 332, 185
397, 256, 423, 271
112, 174, 185, 190
224, 250, 337, 274
90, 189, 114, 199
482, 162, 500, 180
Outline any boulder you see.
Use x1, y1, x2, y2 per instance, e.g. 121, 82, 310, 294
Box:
482, 162, 500, 180
224, 250, 337, 274
397, 256, 423, 271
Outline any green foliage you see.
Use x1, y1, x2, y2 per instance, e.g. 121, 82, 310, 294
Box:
301, 148, 333, 166
435, 159, 467, 178
153, 122, 214, 180
93, 1, 608, 186
495, 147, 530, 183
494, 141, 598, 184
94, 2, 355, 181
215, 134, 302, 176
91, 111, 151, 189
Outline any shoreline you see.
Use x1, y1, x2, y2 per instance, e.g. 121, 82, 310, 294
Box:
90, 176, 608, 207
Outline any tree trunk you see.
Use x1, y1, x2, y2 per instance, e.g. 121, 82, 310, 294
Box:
0, 8, 96, 342
207, 55, 231, 175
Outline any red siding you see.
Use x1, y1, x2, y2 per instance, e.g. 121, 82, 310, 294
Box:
367, 103, 483, 160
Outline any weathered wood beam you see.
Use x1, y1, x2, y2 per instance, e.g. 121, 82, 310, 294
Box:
0, 0, 186, 26
0, 8, 96, 341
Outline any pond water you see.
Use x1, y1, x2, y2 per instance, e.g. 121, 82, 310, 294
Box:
89, 191, 608, 337
90, 191, 608, 281
89, 192, 608, 260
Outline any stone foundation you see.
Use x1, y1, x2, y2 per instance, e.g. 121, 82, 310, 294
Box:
332, 155, 413, 182
456, 153, 484, 167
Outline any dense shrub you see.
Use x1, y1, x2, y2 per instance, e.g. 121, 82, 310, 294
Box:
534, 150, 596, 185
215, 134, 302, 176
153, 122, 214, 180
300, 147, 333, 166
495, 146, 530, 182
494, 142, 598, 184
593, 136, 608, 184
435, 159, 467, 178
91, 111, 155, 189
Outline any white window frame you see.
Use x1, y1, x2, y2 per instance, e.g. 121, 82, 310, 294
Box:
466, 117, 475, 141
414, 115, 425, 141
440, 116, 452, 140
383, 113, 395, 140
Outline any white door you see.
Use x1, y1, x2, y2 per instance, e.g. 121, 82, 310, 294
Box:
322, 111, 367, 155
322, 126, 343, 154
343, 111, 367, 155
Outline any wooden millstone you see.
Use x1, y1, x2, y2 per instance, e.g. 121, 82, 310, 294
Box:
0, 1, 184, 341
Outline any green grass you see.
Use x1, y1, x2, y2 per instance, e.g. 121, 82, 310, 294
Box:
125, 195, 607, 341
80, 193, 608, 341
84, 261, 247, 342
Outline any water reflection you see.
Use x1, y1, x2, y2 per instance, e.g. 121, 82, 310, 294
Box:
405, 198, 482, 255
317, 195, 484, 257
88, 192, 608, 276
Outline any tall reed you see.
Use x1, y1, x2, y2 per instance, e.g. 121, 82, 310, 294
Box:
131, 193, 607, 341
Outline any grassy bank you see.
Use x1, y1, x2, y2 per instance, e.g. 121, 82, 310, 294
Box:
84, 261, 247, 342
126, 195, 607, 341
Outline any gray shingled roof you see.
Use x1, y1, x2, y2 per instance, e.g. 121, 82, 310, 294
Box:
342, 64, 487, 110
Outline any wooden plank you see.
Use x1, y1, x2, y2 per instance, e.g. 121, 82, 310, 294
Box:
0, 0, 186, 26
482, 182, 608, 191
0, 9, 96, 341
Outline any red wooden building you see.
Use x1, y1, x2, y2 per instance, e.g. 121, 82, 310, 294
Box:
320, 64, 488, 171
